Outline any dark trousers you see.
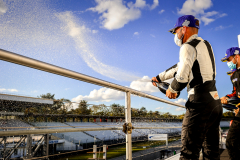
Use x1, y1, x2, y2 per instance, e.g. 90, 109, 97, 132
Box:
226, 114, 240, 160
180, 99, 222, 160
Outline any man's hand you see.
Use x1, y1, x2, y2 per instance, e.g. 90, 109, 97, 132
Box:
234, 103, 240, 116
151, 77, 159, 87
166, 88, 178, 99
220, 96, 228, 104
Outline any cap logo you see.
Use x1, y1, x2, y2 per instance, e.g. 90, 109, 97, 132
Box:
225, 53, 227, 56
234, 50, 239, 55
182, 20, 190, 27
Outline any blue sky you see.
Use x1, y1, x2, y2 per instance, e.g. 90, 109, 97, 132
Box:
0, 0, 239, 115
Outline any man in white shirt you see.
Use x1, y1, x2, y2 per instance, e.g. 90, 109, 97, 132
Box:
152, 15, 222, 160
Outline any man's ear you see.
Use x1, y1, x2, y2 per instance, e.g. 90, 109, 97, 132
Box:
182, 26, 187, 34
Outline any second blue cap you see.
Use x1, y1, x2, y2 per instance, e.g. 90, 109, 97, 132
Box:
221, 47, 240, 62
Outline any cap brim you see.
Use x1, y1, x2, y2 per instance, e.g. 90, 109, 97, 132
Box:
221, 57, 228, 62
227, 71, 232, 75
168, 27, 177, 34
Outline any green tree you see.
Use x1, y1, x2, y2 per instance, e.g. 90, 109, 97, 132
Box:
177, 113, 185, 119
40, 93, 55, 100
95, 104, 109, 116
37, 93, 70, 114
75, 100, 91, 115
110, 103, 124, 116
162, 112, 172, 118
131, 108, 139, 117
154, 111, 160, 118
223, 111, 235, 118
139, 107, 147, 117
57, 98, 71, 114
148, 110, 153, 117
90, 105, 100, 115
40, 93, 71, 114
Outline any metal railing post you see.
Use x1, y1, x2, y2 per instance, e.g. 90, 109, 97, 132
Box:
93, 145, 97, 159
125, 92, 132, 160
3, 137, 7, 159
26, 134, 32, 159
103, 145, 107, 160
43, 134, 49, 158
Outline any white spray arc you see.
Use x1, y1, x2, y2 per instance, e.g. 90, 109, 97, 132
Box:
0, 0, 141, 82
56, 12, 140, 82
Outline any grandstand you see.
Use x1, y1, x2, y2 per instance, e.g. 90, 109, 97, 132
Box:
0, 117, 231, 159
0, 119, 33, 131
0, 93, 232, 160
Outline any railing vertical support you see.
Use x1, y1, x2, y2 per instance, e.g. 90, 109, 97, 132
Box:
125, 92, 132, 160
43, 134, 49, 157
26, 134, 32, 159
103, 145, 107, 160
3, 137, 7, 158
93, 145, 97, 159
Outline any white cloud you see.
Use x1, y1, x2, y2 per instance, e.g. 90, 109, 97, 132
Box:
178, 0, 212, 15
88, 0, 158, 30
215, 25, 232, 31
174, 98, 187, 106
130, 76, 159, 93
200, 16, 215, 25
92, 30, 99, 34
57, 11, 140, 81
150, 0, 159, 10
178, 0, 227, 26
0, 0, 7, 15
158, 9, 165, 14
72, 87, 125, 104
72, 75, 160, 103
134, 0, 147, 8
176, 107, 185, 111
89, 0, 140, 30
8, 89, 18, 92
150, 34, 155, 38
0, 88, 6, 92
218, 13, 227, 18
134, 32, 139, 35
166, 107, 171, 110
0, 88, 18, 92
156, 107, 164, 110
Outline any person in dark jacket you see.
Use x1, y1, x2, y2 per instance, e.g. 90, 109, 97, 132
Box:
221, 47, 240, 160
152, 15, 222, 160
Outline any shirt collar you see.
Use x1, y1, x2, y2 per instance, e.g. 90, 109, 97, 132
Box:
186, 34, 198, 43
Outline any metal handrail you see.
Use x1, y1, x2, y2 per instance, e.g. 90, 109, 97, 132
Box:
0, 49, 184, 108
0, 126, 182, 136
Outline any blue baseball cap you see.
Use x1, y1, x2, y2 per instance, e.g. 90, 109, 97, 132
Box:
169, 15, 200, 34
221, 47, 240, 62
